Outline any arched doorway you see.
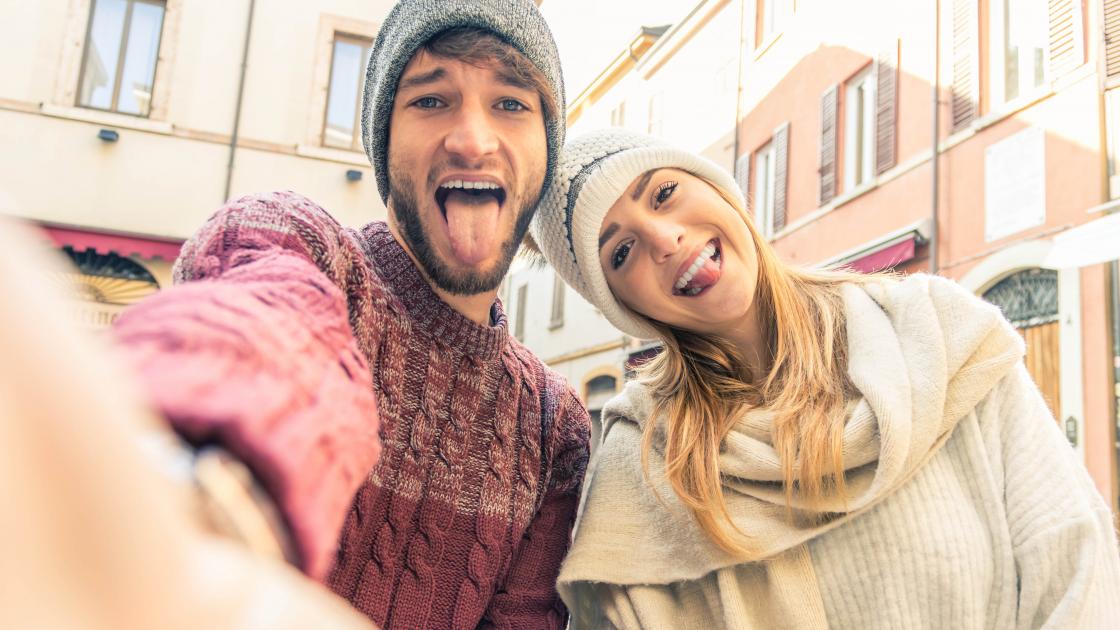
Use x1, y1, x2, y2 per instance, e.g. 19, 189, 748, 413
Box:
584, 373, 620, 452
52, 247, 160, 329
982, 268, 1060, 420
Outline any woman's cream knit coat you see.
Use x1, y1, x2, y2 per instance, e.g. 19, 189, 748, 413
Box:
558, 274, 1120, 629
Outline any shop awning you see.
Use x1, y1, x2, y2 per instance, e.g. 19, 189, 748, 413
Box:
819, 219, 931, 273
843, 237, 917, 273
40, 224, 183, 262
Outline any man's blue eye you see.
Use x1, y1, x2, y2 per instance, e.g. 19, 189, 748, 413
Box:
416, 97, 440, 108
500, 99, 526, 112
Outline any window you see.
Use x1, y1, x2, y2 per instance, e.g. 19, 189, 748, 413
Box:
78, 0, 166, 116
753, 142, 776, 237
324, 35, 371, 151
1106, 89, 1120, 198
756, 0, 793, 47
844, 65, 876, 191
549, 272, 565, 329
514, 283, 528, 341
989, 0, 1048, 106
610, 101, 626, 127
584, 374, 619, 452
647, 92, 664, 137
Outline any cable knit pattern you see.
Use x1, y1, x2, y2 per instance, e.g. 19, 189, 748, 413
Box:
114, 192, 589, 628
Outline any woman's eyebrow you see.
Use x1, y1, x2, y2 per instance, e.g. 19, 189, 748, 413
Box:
598, 223, 620, 252
631, 170, 656, 202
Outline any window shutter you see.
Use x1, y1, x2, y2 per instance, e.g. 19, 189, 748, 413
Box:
1048, 0, 1084, 79
1107, 0, 1120, 81
951, 0, 978, 131
876, 41, 899, 175
819, 84, 839, 205
734, 152, 751, 198
773, 123, 790, 232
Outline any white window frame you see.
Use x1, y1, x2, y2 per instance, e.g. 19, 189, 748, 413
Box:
843, 65, 877, 192
322, 33, 372, 152
989, 0, 1049, 108
610, 101, 626, 127
647, 92, 664, 137
758, 0, 793, 46
549, 271, 565, 330
753, 142, 777, 238
514, 283, 528, 341
76, 0, 168, 118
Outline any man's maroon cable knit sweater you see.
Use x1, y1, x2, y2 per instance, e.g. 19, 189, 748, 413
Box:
112, 191, 590, 629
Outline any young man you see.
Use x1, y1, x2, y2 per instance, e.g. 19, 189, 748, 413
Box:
111, 1, 589, 627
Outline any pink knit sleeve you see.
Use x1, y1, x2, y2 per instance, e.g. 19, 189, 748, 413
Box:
112, 192, 384, 581
481, 386, 590, 629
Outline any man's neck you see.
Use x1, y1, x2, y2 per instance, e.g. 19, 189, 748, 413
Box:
386, 220, 498, 327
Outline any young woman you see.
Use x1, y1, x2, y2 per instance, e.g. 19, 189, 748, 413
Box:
530, 129, 1120, 629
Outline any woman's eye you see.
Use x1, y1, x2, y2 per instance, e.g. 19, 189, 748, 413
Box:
415, 97, 442, 109
498, 99, 527, 112
611, 241, 633, 270
653, 182, 678, 208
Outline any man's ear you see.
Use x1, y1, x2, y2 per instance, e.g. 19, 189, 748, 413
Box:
516, 233, 548, 269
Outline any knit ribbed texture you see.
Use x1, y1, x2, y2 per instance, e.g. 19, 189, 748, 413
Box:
559, 274, 1120, 628
113, 192, 590, 628
363, 0, 565, 203
530, 129, 744, 340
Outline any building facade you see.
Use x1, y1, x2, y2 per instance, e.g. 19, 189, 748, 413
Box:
736, 0, 1119, 508
517, 0, 1119, 506
0, 0, 395, 326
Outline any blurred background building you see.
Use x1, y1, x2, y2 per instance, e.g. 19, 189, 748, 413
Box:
1, 0, 1117, 512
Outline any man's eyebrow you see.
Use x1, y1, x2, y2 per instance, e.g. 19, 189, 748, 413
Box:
598, 222, 620, 252
398, 68, 446, 91
495, 69, 535, 92
631, 170, 657, 202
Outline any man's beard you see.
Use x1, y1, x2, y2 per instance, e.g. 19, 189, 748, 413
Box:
388, 166, 539, 296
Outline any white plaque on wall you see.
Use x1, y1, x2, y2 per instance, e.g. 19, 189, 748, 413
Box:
984, 126, 1046, 243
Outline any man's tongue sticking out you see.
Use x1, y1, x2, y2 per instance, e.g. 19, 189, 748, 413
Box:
444, 189, 501, 266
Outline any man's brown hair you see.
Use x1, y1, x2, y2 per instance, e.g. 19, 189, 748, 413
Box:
423, 26, 559, 127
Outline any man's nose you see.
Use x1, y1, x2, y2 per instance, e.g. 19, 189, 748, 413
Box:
443, 102, 499, 162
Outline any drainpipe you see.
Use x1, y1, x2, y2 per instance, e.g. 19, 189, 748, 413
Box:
1111, 258, 1120, 510
732, 0, 746, 174
929, 0, 941, 274
224, 0, 257, 203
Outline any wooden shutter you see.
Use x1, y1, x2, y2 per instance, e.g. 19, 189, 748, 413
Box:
734, 152, 751, 197
819, 85, 839, 205
772, 123, 790, 232
1048, 0, 1084, 79
1104, 0, 1120, 80
876, 41, 899, 175
951, 0, 978, 131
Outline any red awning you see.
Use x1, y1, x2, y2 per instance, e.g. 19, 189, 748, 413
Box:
40, 225, 183, 262
844, 236, 917, 273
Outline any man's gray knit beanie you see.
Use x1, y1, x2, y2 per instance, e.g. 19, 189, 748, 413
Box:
362, 0, 566, 203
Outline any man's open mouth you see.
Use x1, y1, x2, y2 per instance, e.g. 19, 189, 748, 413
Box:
435, 180, 507, 216
672, 238, 722, 297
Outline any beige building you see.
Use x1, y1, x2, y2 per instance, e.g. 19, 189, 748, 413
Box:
0, 0, 396, 325
508, 0, 742, 444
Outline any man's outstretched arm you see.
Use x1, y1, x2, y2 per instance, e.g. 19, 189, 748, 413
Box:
112, 191, 385, 581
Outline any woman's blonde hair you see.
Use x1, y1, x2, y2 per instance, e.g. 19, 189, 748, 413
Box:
636, 182, 876, 557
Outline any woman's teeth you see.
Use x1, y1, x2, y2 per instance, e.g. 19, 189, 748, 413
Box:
674, 243, 718, 290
